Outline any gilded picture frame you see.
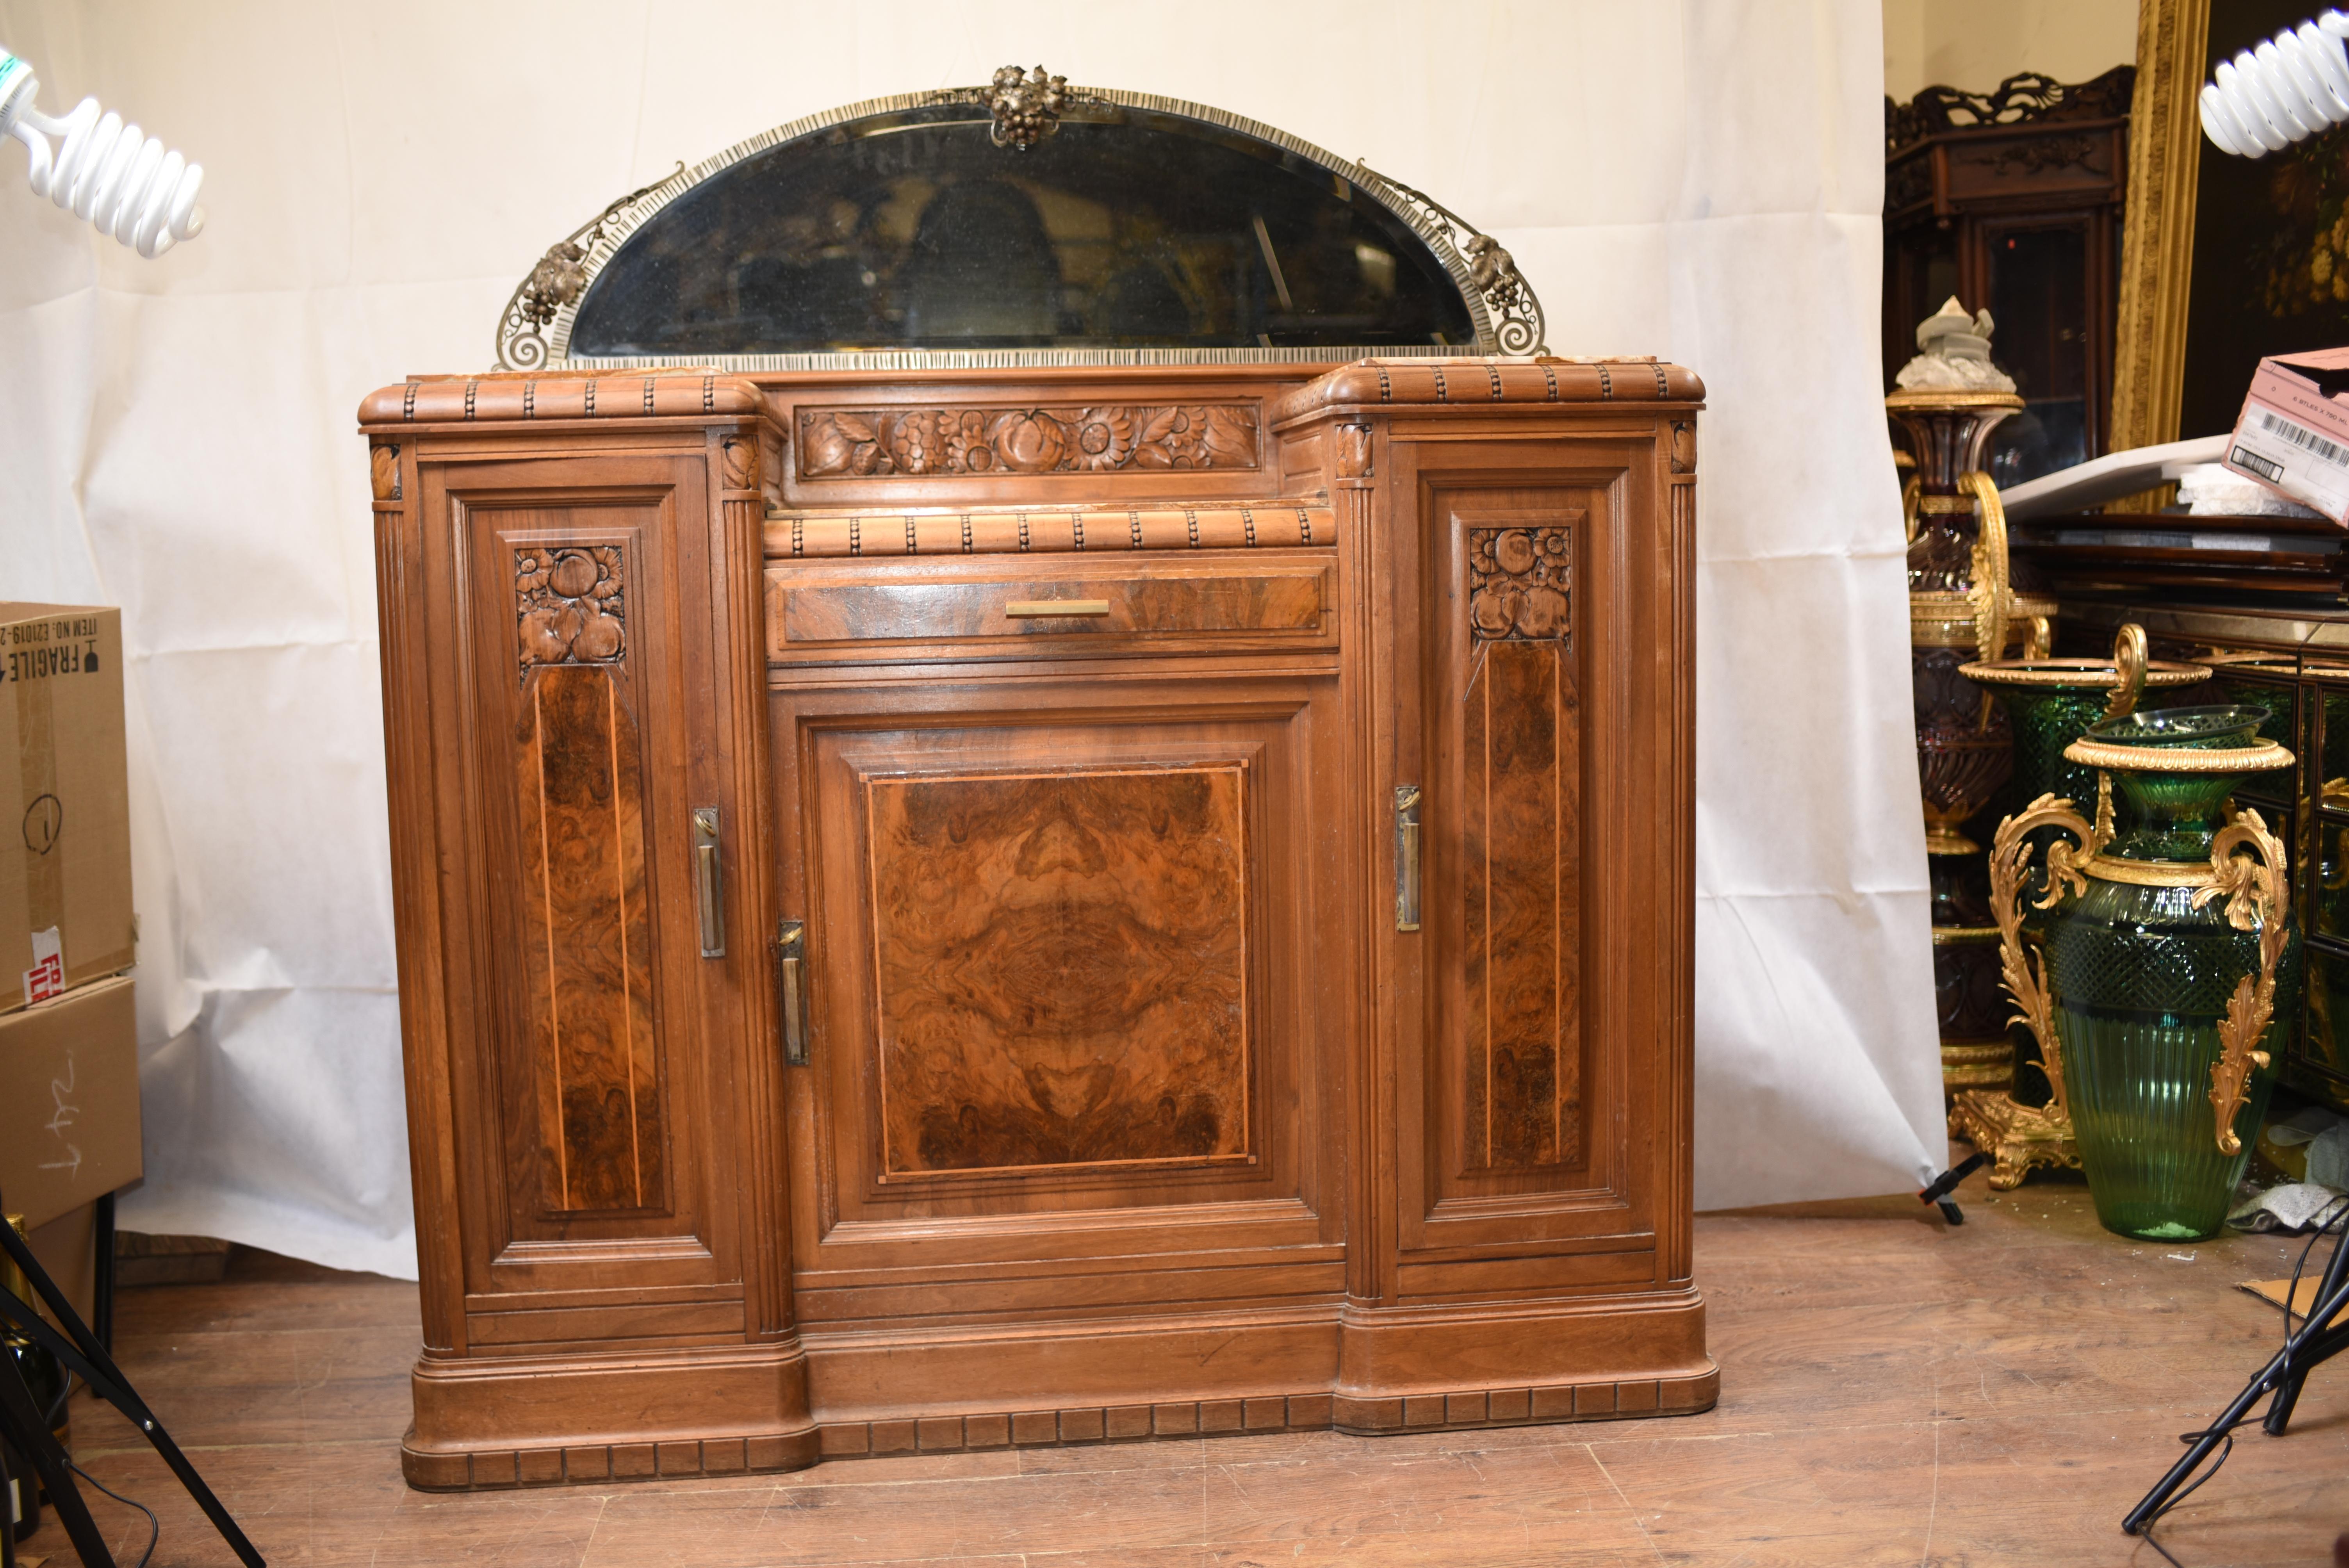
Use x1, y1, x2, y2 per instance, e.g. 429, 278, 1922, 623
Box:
2109, 0, 2207, 457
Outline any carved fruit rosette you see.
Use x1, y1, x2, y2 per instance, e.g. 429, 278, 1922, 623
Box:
1987, 705, 2300, 1241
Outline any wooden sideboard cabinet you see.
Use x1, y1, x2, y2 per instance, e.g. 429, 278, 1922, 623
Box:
360, 358, 1710, 1489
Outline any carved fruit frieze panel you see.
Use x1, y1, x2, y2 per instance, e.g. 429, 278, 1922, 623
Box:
798, 405, 1259, 478
863, 765, 1252, 1178
516, 545, 627, 675
1467, 528, 1571, 643
1459, 522, 1581, 1171
508, 540, 665, 1215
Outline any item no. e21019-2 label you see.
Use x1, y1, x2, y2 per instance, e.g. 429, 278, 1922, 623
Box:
0, 618, 104, 684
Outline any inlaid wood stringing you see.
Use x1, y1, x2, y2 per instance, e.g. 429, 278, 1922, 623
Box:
1462, 526, 1581, 1169
513, 543, 665, 1213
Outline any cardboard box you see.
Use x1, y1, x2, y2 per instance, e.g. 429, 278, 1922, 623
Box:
0, 975, 141, 1229
2223, 348, 2349, 524
19, 1200, 100, 1343
0, 602, 133, 1014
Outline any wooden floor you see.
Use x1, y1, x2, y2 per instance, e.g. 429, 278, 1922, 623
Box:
26, 1160, 2349, 1567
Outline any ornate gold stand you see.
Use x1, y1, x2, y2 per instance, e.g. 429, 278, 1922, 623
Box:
1894, 388, 2034, 1105
1948, 1090, 2080, 1188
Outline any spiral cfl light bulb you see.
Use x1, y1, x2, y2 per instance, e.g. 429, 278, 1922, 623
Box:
0, 45, 204, 256
2200, 11, 2349, 158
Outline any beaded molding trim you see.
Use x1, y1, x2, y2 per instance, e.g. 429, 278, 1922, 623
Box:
764, 504, 1333, 559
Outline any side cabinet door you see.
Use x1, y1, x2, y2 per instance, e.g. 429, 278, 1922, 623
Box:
421, 451, 746, 1341
1387, 437, 1674, 1289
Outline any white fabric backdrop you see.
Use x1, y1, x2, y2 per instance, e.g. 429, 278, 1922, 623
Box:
0, 0, 1941, 1278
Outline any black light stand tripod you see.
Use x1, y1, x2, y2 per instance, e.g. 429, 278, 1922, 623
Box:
2124, 1198, 2349, 1539
0, 1206, 262, 1567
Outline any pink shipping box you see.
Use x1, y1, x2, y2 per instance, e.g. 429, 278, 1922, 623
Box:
2224, 347, 2349, 523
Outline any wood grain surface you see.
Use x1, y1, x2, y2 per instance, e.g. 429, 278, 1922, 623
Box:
1403, 492, 1601, 1230
41, 1171, 2349, 1566
866, 766, 1251, 1177
1460, 526, 1580, 1171
515, 661, 663, 1213
1461, 636, 1581, 1171
779, 570, 1324, 646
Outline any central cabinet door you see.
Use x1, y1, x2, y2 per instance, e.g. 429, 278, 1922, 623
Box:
772, 663, 1348, 1360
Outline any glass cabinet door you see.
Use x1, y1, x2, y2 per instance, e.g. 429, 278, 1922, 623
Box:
1982, 219, 2094, 487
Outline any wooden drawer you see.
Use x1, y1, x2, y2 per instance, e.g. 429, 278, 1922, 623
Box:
765, 554, 1335, 663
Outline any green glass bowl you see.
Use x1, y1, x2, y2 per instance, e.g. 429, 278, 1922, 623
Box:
2085, 705, 2271, 750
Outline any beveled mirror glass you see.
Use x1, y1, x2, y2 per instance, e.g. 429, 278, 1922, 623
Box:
497, 75, 1545, 370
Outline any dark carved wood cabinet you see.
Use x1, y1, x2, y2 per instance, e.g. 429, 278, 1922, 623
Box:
360, 359, 1709, 1486
1884, 69, 2134, 485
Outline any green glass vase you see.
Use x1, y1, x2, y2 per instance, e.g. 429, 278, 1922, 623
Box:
1992, 705, 2299, 1241
1960, 637, 2210, 808
1960, 630, 2209, 1110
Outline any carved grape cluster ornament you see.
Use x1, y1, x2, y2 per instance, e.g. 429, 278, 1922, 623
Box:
516, 545, 626, 675
1467, 527, 1570, 641
798, 404, 1257, 478
518, 240, 589, 331
987, 65, 1069, 150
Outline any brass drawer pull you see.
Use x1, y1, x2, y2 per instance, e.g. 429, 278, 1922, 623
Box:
1005, 599, 1112, 618
775, 919, 808, 1066
693, 807, 724, 958
1395, 785, 1422, 932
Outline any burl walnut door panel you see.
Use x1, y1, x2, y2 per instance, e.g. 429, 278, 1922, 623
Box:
426, 456, 743, 1333
862, 763, 1253, 1179
773, 671, 1347, 1327
1453, 520, 1583, 1176
1389, 458, 1664, 1286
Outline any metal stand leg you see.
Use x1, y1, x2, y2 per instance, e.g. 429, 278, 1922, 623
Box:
2260, 1210, 2349, 1438
91, 1194, 114, 1358
2124, 1215, 2349, 1536
0, 1206, 262, 1567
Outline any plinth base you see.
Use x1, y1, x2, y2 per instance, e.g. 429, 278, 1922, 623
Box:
1949, 1090, 2081, 1189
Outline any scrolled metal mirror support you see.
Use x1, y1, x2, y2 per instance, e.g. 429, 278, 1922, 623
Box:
498, 164, 681, 373
1362, 175, 1549, 355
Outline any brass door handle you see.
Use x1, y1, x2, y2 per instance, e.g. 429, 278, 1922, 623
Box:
1395, 784, 1422, 932
775, 919, 808, 1065
693, 807, 724, 958
1005, 599, 1111, 618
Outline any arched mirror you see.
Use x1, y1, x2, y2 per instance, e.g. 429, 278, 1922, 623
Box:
497, 68, 1545, 371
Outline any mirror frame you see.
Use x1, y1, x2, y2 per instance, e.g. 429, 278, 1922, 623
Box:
494, 72, 1548, 372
